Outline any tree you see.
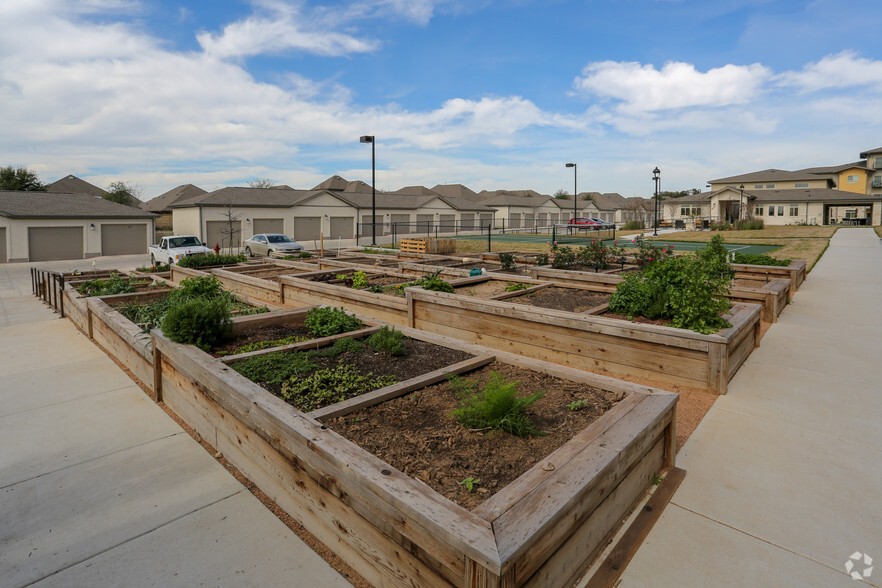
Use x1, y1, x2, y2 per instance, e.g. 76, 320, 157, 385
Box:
103, 181, 142, 207
220, 200, 241, 255
553, 189, 570, 200
0, 165, 46, 191
247, 178, 275, 188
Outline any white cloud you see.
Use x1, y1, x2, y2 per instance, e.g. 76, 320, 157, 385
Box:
573, 60, 772, 114
777, 51, 882, 92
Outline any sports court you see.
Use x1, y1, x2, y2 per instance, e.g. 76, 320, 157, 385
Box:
455, 231, 780, 255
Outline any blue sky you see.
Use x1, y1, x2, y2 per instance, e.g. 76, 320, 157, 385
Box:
1, 0, 881, 200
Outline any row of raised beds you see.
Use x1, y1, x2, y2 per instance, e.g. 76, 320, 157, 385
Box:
51, 269, 677, 588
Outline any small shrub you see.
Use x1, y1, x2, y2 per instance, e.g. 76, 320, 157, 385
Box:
418, 271, 455, 293
731, 252, 791, 266
161, 299, 232, 350
498, 253, 516, 271
503, 282, 529, 292
577, 239, 625, 270
366, 326, 407, 356
734, 219, 764, 231
76, 273, 137, 297
550, 244, 578, 269
135, 263, 170, 273
631, 235, 674, 267
279, 364, 397, 411
176, 253, 245, 268
351, 271, 369, 289
304, 307, 363, 337
623, 220, 645, 230
449, 371, 544, 437
535, 253, 549, 266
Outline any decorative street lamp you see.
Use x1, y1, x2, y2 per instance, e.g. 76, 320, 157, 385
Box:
360, 135, 376, 245
565, 163, 577, 221
739, 184, 745, 221
652, 166, 660, 236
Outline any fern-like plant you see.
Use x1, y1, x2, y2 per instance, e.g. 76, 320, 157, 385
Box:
450, 371, 544, 437
366, 326, 407, 356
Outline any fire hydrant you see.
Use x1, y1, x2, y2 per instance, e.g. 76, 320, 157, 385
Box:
214, 243, 220, 255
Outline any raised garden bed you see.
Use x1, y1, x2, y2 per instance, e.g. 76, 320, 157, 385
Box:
506, 285, 611, 314
150, 319, 678, 587
732, 259, 806, 297
451, 275, 549, 300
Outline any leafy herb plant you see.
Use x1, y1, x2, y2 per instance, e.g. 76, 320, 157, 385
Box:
304, 306, 364, 337
366, 326, 407, 356
449, 371, 544, 437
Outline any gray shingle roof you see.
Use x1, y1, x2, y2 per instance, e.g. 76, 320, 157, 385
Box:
142, 184, 207, 213
481, 194, 552, 207
0, 191, 157, 219
171, 186, 320, 208
45, 175, 107, 197
430, 184, 482, 202
860, 147, 882, 158
677, 187, 881, 204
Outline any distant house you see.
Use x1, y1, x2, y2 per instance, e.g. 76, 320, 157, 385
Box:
45, 175, 107, 197
0, 191, 157, 262
142, 184, 207, 229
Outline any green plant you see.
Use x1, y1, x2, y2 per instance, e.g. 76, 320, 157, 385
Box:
351, 271, 369, 289
535, 253, 549, 265
304, 306, 363, 337
161, 299, 232, 350
498, 253, 516, 271
457, 477, 481, 493
550, 243, 577, 269
279, 364, 397, 411
366, 326, 407, 356
135, 263, 171, 273
577, 239, 625, 270
696, 234, 735, 282
568, 399, 592, 411
231, 351, 318, 385
653, 473, 663, 486
75, 273, 137, 296
449, 371, 544, 437
609, 252, 733, 334
632, 235, 674, 267
733, 219, 764, 231
503, 282, 529, 292
732, 252, 791, 266
624, 219, 645, 230
417, 271, 455, 293
176, 253, 246, 268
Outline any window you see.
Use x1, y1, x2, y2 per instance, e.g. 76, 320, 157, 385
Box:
680, 205, 700, 216
875, 157, 882, 170
873, 176, 882, 188
789, 204, 799, 216
777, 206, 784, 216
845, 209, 857, 219
754, 184, 764, 189
766, 184, 775, 189
768, 206, 775, 216
794, 183, 808, 188
755, 206, 763, 216
847, 175, 859, 184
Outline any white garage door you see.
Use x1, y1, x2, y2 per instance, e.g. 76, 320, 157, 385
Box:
28, 227, 84, 261
101, 224, 147, 255
329, 217, 353, 239
391, 214, 411, 234
206, 221, 241, 250
294, 217, 320, 241
253, 218, 284, 235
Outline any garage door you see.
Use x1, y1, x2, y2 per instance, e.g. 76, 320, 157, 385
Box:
329, 217, 353, 239
391, 214, 411, 234
206, 221, 241, 250
460, 213, 475, 230
28, 227, 83, 261
101, 224, 147, 255
0, 228, 6, 263
416, 214, 433, 232
508, 213, 521, 229
293, 217, 320, 241
253, 218, 284, 235
524, 214, 534, 228
479, 213, 493, 228
439, 214, 455, 232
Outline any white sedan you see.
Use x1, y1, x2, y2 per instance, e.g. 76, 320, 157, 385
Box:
243, 233, 304, 257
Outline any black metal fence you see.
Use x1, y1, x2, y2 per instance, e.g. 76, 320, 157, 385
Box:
31, 268, 65, 317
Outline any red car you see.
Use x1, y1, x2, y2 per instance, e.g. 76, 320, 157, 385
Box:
568, 217, 607, 228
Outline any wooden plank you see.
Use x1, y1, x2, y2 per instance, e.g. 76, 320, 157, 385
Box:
582, 467, 686, 588
309, 354, 495, 420
152, 332, 502, 572
220, 326, 382, 364
159, 363, 456, 588
707, 342, 726, 395
230, 307, 312, 334
488, 283, 552, 301
528, 442, 668, 588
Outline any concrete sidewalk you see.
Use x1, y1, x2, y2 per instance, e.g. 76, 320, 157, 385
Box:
618, 228, 882, 587
0, 258, 351, 587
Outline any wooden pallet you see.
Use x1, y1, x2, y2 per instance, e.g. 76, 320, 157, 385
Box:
400, 238, 429, 253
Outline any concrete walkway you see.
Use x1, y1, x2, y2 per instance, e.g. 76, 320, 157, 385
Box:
0, 256, 351, 587
618, 228, 882, 587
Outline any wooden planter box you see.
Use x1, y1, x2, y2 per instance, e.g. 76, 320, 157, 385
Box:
407, 288, 760, 395
732, 259, 806, 297
530, 267, 790, 325
150, 323, 678, 588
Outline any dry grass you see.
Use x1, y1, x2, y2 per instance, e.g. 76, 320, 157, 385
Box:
874, 226, 882, 238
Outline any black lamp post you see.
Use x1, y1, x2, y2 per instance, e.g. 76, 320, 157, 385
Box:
739, 184, 745, 220
565, 163, 577, 221
652, 166, 660, 236
360, 135, 376, 245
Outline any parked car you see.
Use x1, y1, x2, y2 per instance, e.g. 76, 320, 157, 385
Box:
243, 233, 304, 257
149, 235, 212, 265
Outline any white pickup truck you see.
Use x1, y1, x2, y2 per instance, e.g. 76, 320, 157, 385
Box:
148, 235, 213, 265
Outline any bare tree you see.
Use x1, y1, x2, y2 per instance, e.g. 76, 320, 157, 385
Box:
247, 178, 275, 188
220, 200, 241, 255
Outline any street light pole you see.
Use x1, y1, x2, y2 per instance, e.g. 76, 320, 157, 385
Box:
565, 163, 577, 221
652, 167, 660, 236
360, 135, 376, 245
739, 184, 745, 221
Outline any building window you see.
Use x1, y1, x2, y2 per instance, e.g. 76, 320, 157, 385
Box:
875, 157, 882, 170
873, 175, 882, 188
847, 175, 859, 184
789, 204, 799, 216
768, 206, 775, 216
755, 206, 763, 216
754, 184, 764, 189
766, 184, 775, 188
845, 209, 857, 219
680, 205, 700, 216
794, 183, 808, 188
777, 206, 784, 216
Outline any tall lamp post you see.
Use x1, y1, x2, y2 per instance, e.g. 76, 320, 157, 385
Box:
359, 135, 376, 245
652, 166, 660, 236
565, 163, 577, 221
739, 184, 745, 221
